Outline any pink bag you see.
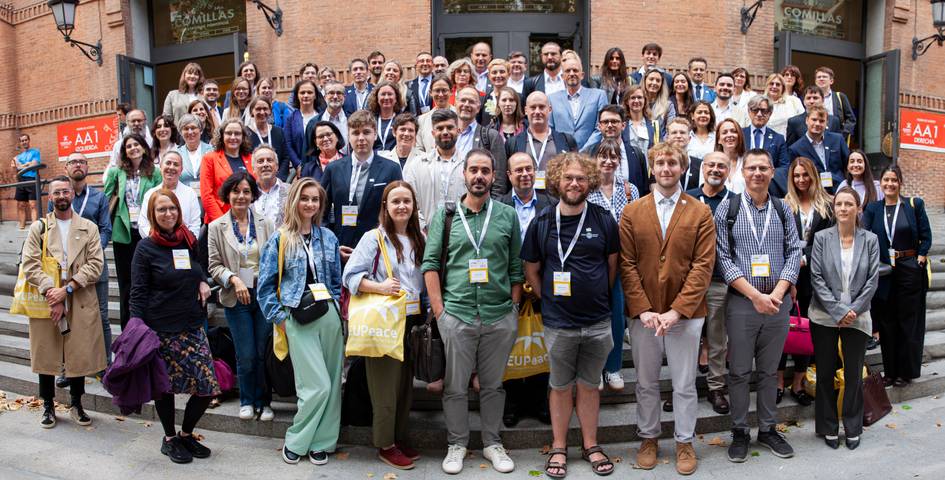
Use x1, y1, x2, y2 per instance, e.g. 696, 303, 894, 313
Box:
213, 359, 236, 392
783, 302, 814, 356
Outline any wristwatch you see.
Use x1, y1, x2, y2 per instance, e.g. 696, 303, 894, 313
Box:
65, 285, 74, 295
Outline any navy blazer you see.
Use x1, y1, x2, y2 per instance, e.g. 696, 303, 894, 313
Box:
248, 126, 292, 182
343, 84, 374, 116
548, 87, 609, 149
788, 131, 849, 193
743, 126, 790, 196
407, 76, 433, 115
499, 189, 558, 212
321, 153, 402, 247
284, 109, 320, 173
862, 197, 933, 300
785, 113, 843, 146
829, 91, 857, 138
681, 155, 703, 192
582, 139, 650, 196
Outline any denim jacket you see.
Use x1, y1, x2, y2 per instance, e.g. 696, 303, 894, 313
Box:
256, 226, 343, 325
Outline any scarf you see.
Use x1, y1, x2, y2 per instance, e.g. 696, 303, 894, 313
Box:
150, 224, 196, 249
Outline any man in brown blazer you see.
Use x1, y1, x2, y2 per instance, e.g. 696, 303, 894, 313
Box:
619, 143, 716, 475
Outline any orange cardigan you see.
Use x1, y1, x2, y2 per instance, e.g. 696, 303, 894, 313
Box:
200, 150, 254, 223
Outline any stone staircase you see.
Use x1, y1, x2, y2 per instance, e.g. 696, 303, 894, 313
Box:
1, 218, 944, 449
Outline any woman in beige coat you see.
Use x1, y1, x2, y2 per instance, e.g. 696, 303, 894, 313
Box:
207, 169, 275, 421
21, 177, 105, 428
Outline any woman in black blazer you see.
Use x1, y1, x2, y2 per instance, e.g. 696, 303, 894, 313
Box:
246, 97, 291, 181
863, 165, 933, 387
779, 157, 835, 405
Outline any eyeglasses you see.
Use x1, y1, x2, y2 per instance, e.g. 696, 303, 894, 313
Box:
563, 175, 589, 184
599, 119, 623, 126
66, 159, 87, 165
749, 108, 771, 114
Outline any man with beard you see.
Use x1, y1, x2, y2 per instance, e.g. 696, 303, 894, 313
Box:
404, 109, 466, 225
202, 80, 224, 121
108, 109, 152, 168
685, 151, 733, 415
314, 80, 349, 148
521, 152, 619, 478
582, 104, 649, 195
621, 143, 716, 475
252, 146, 289, 227
506, 92, 577, 192
454, 86, 508, 195
522, 42, 565, 98
548, 57, 609, 149
711, 73, 749, 128
367, 51, 386, 85
423, 148, 523, 474
21, 176, 105, 429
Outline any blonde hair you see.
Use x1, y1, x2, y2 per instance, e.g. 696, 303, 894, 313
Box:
785, 157, 833, 220
280, 177, 327, 254
644, 69, 671, 121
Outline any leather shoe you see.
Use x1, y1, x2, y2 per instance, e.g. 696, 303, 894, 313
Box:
883, 376, 895, 387
707, 390, 730, 414
823, 436, 840, 449
893, 378, 910, 388
845, 436, 860, 450
56, 375, 69, 389
790, 388, 813, 406
40, 405, 56, 429
866, 337, 879, 350
697, 364, 709, 374
675, 441, 697, 475
636, 438, 659, 469
663, 398, 673, 412
776, 388, 784, 404
502, 411, 520, 428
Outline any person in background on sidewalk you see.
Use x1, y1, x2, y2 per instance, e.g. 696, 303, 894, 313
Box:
13, 133, 41, 230
422, 149, 523, 475
715, 149, 801, 463
21, 176, 105, 430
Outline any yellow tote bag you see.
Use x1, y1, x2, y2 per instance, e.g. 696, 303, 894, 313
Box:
503, 299, 550, 381
345, 230, 407, 361
11, 221, 59, 319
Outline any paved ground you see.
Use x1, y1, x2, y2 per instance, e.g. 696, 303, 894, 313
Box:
1, 391, 944, 479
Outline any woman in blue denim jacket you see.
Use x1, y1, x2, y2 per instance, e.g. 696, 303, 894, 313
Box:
256, 177, 344, 466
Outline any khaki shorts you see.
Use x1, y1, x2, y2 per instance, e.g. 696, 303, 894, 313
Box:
543, 320, 613, 390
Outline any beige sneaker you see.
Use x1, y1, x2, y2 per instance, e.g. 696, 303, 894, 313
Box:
676, 441, 697, 475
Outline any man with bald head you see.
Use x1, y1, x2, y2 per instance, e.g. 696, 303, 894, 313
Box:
548, 56, 608, 149
454, 86, 508, 194
505, 91, 577, 192
470, 42, 493, 91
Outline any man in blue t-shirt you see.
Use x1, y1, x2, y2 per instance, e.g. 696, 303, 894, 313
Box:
522, 152, 619, 476
13, 133, 41, 229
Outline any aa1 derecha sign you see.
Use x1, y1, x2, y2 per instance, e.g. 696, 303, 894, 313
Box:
900, 108, 945, 154
56, 115, 119, 161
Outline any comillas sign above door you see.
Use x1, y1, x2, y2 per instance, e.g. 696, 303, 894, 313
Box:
775, 0, 864, 42
151, 0, 247, 47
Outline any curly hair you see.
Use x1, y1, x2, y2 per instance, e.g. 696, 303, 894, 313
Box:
212, 118, 253, 155
546, 152, 601, 198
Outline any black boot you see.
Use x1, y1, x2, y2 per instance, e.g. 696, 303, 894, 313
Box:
69, 401, 91, 426
40, 403, 56, 429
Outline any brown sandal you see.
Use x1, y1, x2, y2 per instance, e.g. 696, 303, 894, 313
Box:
545, 447, 568, 478
582, 445, 614, 476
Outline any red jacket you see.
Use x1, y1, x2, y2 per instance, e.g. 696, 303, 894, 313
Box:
200, 150, 253, 223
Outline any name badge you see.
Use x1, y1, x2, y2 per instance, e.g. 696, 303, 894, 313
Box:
889, 248, 896, 268
309, 283, 333, 301
129, 205, 140, 219
341, 205, 358, 227
172, 249, 191, 270
750, 254, 770, 278
553, 271, 572, 296
534, 170, 547, 190
190, 181, 201, 191
406, 294, 421, 315
819, 171, 833, 189
469, 258, 489, 283
238, 267, 255, 288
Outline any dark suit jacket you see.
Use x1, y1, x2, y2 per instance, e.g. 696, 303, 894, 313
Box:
248, 126, 292, 182
830, 91, 856, 138
284, 109, 321, 173
785, 113, 843, 146
407, 76, 433, 115
582, 139, 650, 196
862, 197, 933, 300
498, 189, 558, 212
464, 124, 509, 196
321, 152, 402, 247
681, 155, 703, 192
787, 131, 850, 193
506, 129, 577, 166
343, 84, 374, 116
521, 72, 591, 100
743, 126, 790, 196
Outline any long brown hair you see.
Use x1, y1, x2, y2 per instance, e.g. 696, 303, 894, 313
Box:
147, 188, 183, 233
378, 181, 425, 267
844, 149, 877, 204
785, 157, 833, 220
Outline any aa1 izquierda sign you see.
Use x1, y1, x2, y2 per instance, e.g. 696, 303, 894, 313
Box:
56, 115, 119, 161
900, 108, 945, 154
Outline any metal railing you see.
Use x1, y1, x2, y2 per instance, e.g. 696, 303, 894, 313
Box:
0, 165, 107, 222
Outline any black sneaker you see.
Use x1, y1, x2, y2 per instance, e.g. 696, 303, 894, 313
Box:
866, 337, 879, 350
727, 429, 751, 463
282, 445, 301, 464
40, 405, 56, 429
161, 436, 194, 464
309, 450, 329, 465
178, 433, 211, 458
757, 429, 794, 458
69, 404, 92, 426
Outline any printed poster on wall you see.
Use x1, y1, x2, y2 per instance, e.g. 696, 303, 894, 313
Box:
55, 115, 119, 161
900, 108, 945, 154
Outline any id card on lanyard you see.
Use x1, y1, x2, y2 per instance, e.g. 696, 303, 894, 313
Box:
457, 201, 494, 284
529, 133, 550, 190
377, 117, 394, 148
884, 199, 901, 267
345, 161, 366, 226
301, 229, 333, 300
743, 194, 772, 278
553, 205, 587, 296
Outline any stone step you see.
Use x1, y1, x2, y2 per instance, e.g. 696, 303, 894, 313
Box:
0, 311, 122, 339
0, 294, 227, 326
2, 355, 943, 449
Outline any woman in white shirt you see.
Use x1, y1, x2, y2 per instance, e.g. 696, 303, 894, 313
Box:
732, 67, 758, 110
688, 101, 717, 160
715, 118, 746, 193
765, 73, 805, 137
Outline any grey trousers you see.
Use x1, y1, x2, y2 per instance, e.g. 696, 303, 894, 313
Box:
630, 316, 705, 443
439, 309, 518, 448
705, 280, 729, 391
726, 293, 791, 432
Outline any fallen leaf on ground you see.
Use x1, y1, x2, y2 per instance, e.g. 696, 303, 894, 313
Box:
613, 456, 622, 463
528, 471, 543, 477
479, 463, 488, 469
707, 436, 726, 446
382, 473, 397, 480
114, 416, 126, 421
902, 405, 913, 410
775, 423, 789, 433
336, 452, 350, 460
366, 474, 374, 478
751, 451, 760, 457
886, 423, 897, 429
539, 444, 551, 455
936, 422, 941, 428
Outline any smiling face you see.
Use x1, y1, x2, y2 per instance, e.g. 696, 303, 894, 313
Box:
433, 56, 449, 74
258, 81, 274, 100
558, 162, 590, 206
189, 103, 208, 122
642, 49, 660, 67
627, 89, 645, 113
154, 118, 172, 141
742, 153, 774, 191
692, 104, 712, 129
715, 76, 734, 100
395, 123, 416, 148
472, 43, 492, 72
488, 64, 509, 89
453, 65, 472, 88
382, 63, 402, 84
369, 56, 386, 76
880, 170, 900, 198
153, 195, 179, 233
351, 61, 368, 84
652, 152, 683, 190
377, 85, 397, 111
792, 163, 812, 194
49, 180, 73, 212
806, 112, 827, 137
766, 78, 784, 99
673, 75, 689, 94
666, 122, 690, 149
847, 152, 866, 178
507, 153, 535, 191
181, 122, 201, 145
718, 121, 740, 151
433, 118, 458, 151
416, 54, 433, 76
240, 64, 257, 82
202, 83, 219, 103
324, 83, 345, 109
252, 101, 271, 124
688, 61, 706, 83
233, 81, 250, 102
124, 137, 144, 161
701, 153, 730, 186
541, 44, 562, 72
455, 88, 481, 122
644, 71, 663, 94
430, 79, 451, 108
598, 110, 625, 139
561, 58, 584, 90
184, 68, 200, 89
814, 71, 833, 90
733, 71, 747, 89
318, 69, 335, 87
253, 150, 278, 181
228, 179, 253, 212
297, 185, 321, 223
385, 186, 415, 224
596, 150, 619, 177
161, 153, 182, 185
749, 101, 772, 128
223, 123, 244, 152
508, 55, 526, 77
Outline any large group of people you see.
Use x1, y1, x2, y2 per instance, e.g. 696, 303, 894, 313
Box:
16, 40, 933, 476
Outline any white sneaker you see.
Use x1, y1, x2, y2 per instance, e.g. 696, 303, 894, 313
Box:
259, 406, 274, 422
239, 405, 255, 420
442, 444, 467, 474
604, 371, 625, 390
482, 444, 515, 473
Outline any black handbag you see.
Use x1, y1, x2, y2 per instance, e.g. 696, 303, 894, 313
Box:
290, 231, 332, 325
265, 333, 296, 397
409, 203, 454, 383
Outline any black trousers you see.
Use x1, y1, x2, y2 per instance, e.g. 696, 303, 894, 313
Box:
38, 374, 85, 406
874, 258, 927, 380
810, 322, 869, 437
113, 229, 141, 330
503, 372, 550, 419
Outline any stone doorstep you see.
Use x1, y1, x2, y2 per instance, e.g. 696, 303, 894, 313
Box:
2, 358, 943, 450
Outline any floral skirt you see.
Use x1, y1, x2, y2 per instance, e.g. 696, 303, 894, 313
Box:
157, 327, 221, 397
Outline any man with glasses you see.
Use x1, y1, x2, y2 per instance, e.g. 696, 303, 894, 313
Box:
711, 73, 749, 128
455, 86, 508, 195
409, 52, 436, 114
316, 80, 349, 147
108, 109, 152, 168
741, 95, 790, 197
582, 105, 648, 195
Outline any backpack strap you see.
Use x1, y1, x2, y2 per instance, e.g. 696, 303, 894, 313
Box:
726, 196, 741, 256
438, 203, 457, 286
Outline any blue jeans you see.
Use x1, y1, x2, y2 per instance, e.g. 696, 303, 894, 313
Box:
224, 290, 272, 408
604, 277, 626, 374
97, 264, 111, 367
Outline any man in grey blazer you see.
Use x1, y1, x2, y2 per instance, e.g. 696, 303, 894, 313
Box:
548, 57, 609, 150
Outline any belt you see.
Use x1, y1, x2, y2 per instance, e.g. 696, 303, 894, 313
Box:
894, 249, 917, 259
728, 286, 774, 298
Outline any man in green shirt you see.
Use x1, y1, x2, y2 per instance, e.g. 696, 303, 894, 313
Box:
423, 148, 523, 475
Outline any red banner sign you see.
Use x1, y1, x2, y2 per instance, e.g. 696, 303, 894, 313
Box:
900, 108, 945, 153
56, 115, 119, 161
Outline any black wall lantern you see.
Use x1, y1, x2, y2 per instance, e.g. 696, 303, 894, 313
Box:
47, 0, 103, 66
913, 0, 945, 60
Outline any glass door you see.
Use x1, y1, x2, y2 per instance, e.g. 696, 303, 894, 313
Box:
117, 55, 157, 121
861, 49, 900, 171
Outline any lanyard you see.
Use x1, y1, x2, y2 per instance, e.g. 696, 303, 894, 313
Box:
556, 204, 587, 269
348, 160, 367, 204
456, 200, 494, 257
300, 227, 319, 281
377, 117, 394, 147
418, 77, 429, 105
528, 133, 549, 168
75, 186, 90, 218
430, 154, 462, 203
742, 193, 773, 249
698, 190, 729, 204
883, 199, 901, 246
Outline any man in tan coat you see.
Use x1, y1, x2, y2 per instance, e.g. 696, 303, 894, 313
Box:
21, 176, 105, 429
619, 143, 716, 475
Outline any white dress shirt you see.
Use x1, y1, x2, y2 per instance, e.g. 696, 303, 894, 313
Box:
653, 187, 682, 237
543, 71, 565, 96
138, 182, 202, 238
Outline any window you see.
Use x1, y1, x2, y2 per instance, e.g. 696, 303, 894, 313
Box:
775, 0, 863, 42
151, 0, 247, 47
443, 0, 577, 14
